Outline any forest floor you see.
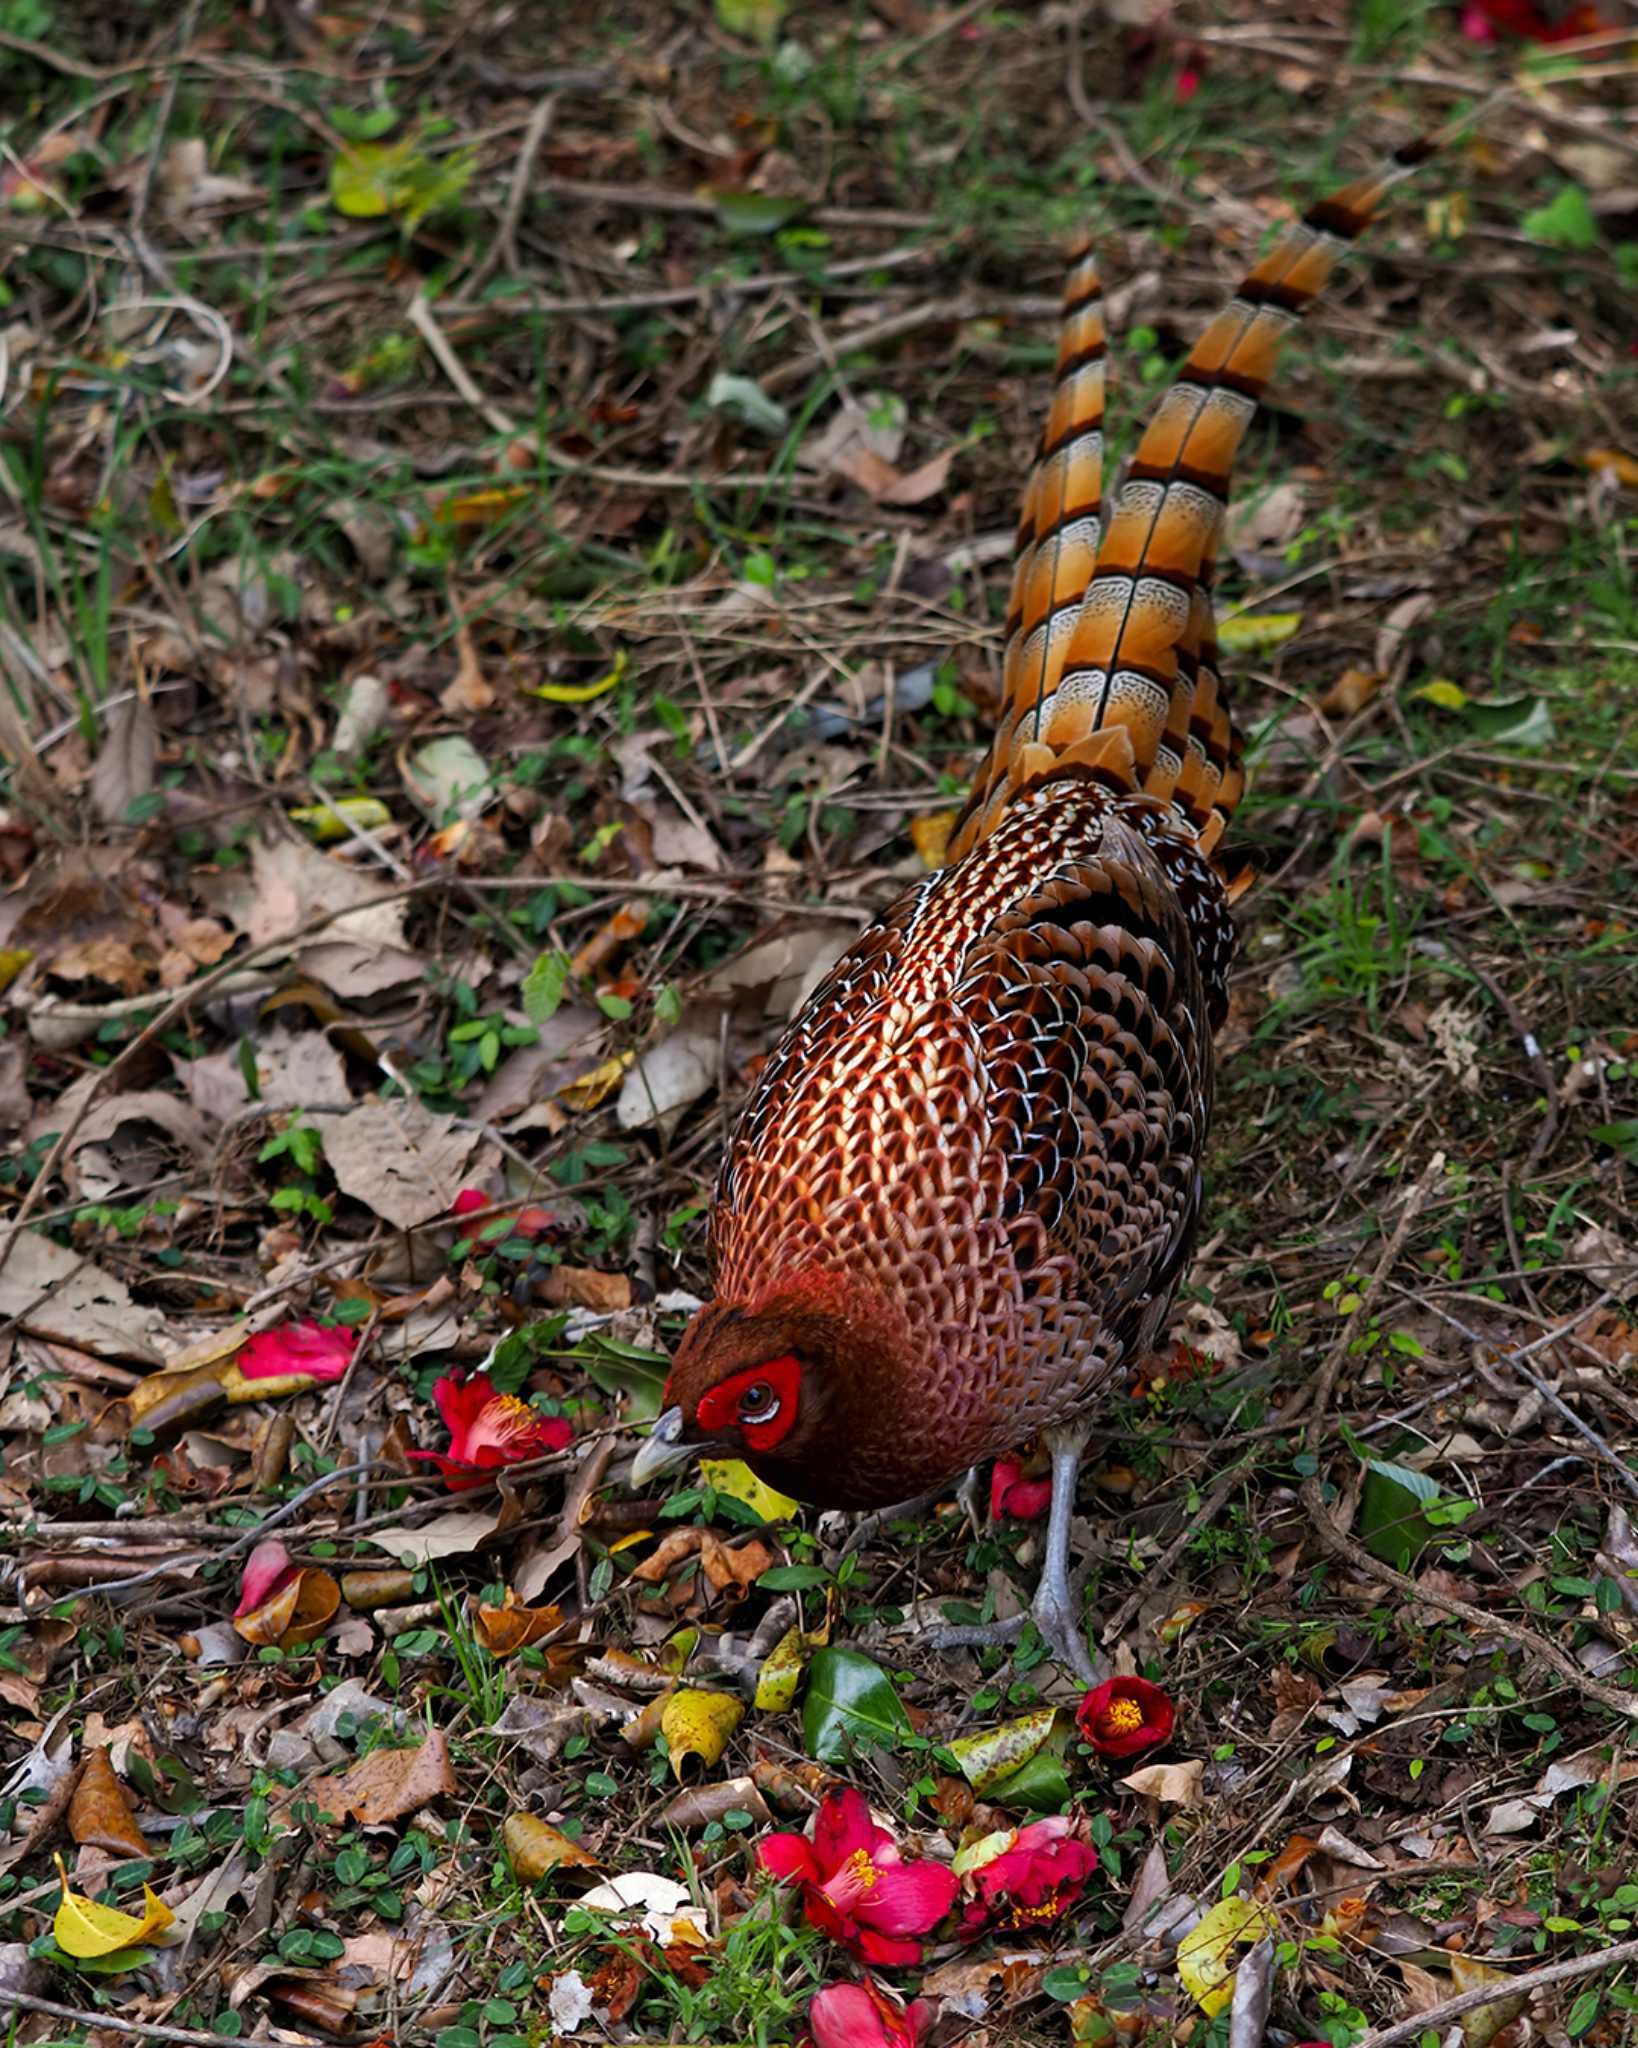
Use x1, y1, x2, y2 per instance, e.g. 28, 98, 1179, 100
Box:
0, 2, 1635, 2045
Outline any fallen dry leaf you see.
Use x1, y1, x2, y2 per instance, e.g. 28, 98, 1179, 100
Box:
67, 1749, 148, 1859
504, 1812, 596, 1881
313, 1097, 486, 1231
308, 1729, 458, 1826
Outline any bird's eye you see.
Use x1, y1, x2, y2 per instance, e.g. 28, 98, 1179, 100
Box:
737, 1381, 778, 1422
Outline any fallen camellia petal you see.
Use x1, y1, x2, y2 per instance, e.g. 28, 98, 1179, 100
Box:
989, 1455, 1052, 1520
237, 1318, 355, 1384
408, 1370, 572, 1491
809, 1976, 935, 2048
957, 1815, 1098, 1935
54, 1855, 174, 1959
1076, 1675, 1176, 1759
235, 1538, 298, 1616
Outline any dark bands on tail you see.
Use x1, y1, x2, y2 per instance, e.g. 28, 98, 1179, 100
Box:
950, 148, 1427, 866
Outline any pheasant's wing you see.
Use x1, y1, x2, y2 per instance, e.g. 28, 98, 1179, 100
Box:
956, 817, 1213, 1378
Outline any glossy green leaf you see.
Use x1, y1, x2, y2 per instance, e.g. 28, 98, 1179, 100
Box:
948, 1709, 1057, 1795
1360, 1457, 1440, 1571
801, 1646, 911, 1764
985, 1750, 1072, 1813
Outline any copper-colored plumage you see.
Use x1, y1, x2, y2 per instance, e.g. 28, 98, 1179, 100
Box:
661, 156, 1421, 1524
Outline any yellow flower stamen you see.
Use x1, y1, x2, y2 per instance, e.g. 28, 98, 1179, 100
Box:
843, 1848, 879, 1892
1100, 1696, 1146, 1737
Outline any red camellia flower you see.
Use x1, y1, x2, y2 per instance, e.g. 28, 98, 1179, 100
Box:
960, 1816, 1098, 1935
808, 1976, 935, 2048
1076, 1675, 1176, 1759
451, 1188, 489, 1217
758, 1786, 958, 1967
408, 1371, 572, 1492
989, 1456, 1052, 1521
237, 1318, 354, 1384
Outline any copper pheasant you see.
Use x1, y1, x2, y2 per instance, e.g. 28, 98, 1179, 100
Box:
634, 153, 1424, 1678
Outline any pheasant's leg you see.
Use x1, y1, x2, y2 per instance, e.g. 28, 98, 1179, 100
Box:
928, 1421, 1098, 1682
1027, 1416, 1098, 1685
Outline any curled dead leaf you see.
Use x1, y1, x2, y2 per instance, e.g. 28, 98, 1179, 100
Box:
659, 1689, 743, 1780
504, 1811, 596, 1882
473, 1596, 564, 1658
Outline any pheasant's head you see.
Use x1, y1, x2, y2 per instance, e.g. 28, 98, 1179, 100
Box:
629, 1274, 917, 1508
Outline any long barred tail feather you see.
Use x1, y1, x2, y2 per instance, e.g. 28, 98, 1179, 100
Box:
950, 144, 1431, 866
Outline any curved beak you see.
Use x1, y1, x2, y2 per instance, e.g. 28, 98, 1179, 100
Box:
631, 1405, 702, 1488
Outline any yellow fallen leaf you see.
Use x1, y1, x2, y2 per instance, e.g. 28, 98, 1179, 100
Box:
0, 948, 33, 996
1415, 678, 1468, 711
700, 1458, 800, 1523
288, 797, 394, 844
557, 1052, 634, 1112
434, 484, 532, 528
504, 1812, 596, 1881
660, 1689, 744, 1780
754, 1625, 807, 1713
1425, 191, 1467, 240
531, 650, 628, 703
909, 809, 956, 869
1583, 447, 1638, 490
1177, 1895, 1274, 2017
54, 1855, 175, 1959
1215, 611, 1302, 656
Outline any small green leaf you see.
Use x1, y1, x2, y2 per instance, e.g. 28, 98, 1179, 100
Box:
710, 189, 803, 237
801, 1647, 911, 1764
1521, 184, 1599, 251
522, 951, 572, 1028
713, 0, 785, 45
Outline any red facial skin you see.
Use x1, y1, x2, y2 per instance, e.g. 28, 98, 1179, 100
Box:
693, 1353, 803, 1456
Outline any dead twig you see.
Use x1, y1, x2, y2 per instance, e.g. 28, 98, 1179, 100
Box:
1300, 1173, 1637, 1721
1349, 1933, 1638, 2048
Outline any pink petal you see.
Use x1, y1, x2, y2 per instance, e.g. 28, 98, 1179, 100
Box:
757, 1834, 820, 1886
433, 1371, 494, 1439
451, 1188, 489, 1216
460, 1396, 570, 1465
237, 1318, 354, 1383
813, 1786, 877, 1875
809, 1985, 885, 2048
1460, 2, 1497, 36
235, 1539, 297, 1616
990, 1457, 1051, 1520
852, 1927, 926, 1968
857, 1858, 958, 1938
